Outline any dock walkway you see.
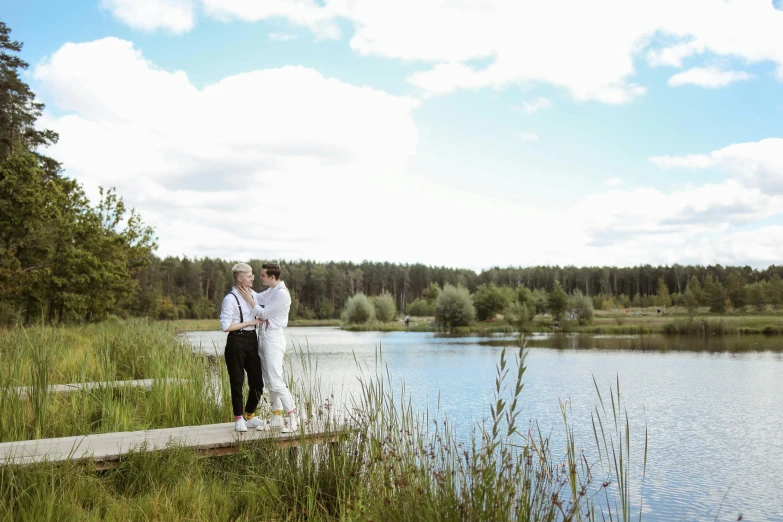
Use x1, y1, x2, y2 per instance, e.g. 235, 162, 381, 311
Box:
0, 421, 345, 469
11, 378, 187, 397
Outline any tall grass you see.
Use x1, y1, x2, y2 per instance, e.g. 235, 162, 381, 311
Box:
0, 320, 233, 442
0, 322, 647, 521
660, 317, 783, 335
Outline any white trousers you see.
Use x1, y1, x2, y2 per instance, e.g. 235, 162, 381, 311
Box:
258, 329, 295, 413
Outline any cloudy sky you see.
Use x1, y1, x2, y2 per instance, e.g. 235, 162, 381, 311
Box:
7, 0, 783, 269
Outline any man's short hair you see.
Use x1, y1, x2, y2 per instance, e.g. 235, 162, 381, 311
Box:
232, 263, 252, 281
262, 262, 281, 280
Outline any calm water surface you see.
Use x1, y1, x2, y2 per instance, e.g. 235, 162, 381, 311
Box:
184, 328, 783, 522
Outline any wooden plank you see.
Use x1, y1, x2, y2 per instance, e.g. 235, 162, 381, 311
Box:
11, 378, 187, 397
0, 421, 347, 469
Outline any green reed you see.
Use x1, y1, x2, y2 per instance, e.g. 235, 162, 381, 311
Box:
0, 320, 233, 442
0, 321, 647, 521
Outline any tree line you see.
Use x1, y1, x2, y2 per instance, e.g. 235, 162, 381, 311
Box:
127, 257, 783, 322
0, 22, 155, 324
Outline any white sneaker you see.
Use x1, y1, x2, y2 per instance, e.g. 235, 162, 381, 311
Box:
235, 418, 247, 432
245, 416, 264, 429
270, 415, 284, 429
282, 412, 299, 433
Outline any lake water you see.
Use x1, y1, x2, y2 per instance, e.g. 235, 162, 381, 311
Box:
183, 328, 783, 522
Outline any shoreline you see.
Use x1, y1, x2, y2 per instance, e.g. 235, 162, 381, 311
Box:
172, 311, 783, 336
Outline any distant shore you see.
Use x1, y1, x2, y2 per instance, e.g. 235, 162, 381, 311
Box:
172, 306, 783, 336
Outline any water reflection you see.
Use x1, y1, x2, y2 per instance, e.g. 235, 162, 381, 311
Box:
469, 332, 783, 354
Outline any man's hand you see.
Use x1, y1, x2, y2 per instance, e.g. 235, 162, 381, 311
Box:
262, 319, 269, 330
250, 318, 263, 326
238, 286, 255, 307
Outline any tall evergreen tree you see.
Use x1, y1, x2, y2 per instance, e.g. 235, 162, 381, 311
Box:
547, 281, 568, 321
0, 22, 58, 171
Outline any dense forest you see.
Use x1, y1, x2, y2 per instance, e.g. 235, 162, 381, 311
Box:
2, 21, 782, 325
127, 257, 783, 321
0, 22, 155, 324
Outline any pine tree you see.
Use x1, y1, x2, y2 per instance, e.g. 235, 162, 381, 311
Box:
656, 277, 671, 308
0, 22, 58, 170
547, 281, 568, 321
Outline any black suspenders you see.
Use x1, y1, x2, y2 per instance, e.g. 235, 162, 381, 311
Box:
231, 292, 244, 323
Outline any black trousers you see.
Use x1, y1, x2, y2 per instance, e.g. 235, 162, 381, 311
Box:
224, 331, 264, 417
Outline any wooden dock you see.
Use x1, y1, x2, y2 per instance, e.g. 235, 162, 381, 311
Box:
11, 378, 187, 397
0, 421, 346, 470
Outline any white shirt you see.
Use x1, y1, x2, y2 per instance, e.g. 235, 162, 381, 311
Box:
251, 281, 291, 330
219, 287, 259, 332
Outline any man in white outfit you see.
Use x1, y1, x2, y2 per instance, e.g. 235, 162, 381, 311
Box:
238, 262, 298, 433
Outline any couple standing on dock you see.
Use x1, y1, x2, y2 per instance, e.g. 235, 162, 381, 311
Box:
219, 262, 298, 433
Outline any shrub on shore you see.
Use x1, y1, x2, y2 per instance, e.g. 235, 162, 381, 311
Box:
373, 293, 396, 322
407, 297, 435, 317
435, 284, 475, 331
342, 293, 374, 324
568, 290, 594, 325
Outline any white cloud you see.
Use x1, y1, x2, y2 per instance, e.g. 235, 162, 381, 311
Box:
562, 181, 783, 266
519, 97, 552, 115
99, 0, 195, 33
650, 138, 783, 194
202, 0, 339, 38
269, 32, 297, 41
34, 38, 420, 260
646, 41, 704, 68
519, 131, 539, 142
604, 177, 622, 186
31, 34, 783, 268
650, 154, 713, 170
668, 66, 753, 88
108, 1, 783, 101
715, 226, 783, 266
207, 0, 783, 103
574, 182, 778, 236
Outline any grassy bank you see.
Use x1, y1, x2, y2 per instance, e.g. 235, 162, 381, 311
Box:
0, 322, 645, 521
342, 308, 783, 336
341, 318, 517, 334
554, 311, 783, 335
0, 320, 236, 443
171, 318, 342, 332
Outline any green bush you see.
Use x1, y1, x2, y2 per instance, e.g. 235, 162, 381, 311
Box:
547, 281, 568, 320
709, 281, 727, 314
516, 286, 537, 319
318, 297, 335, 320
503, 302, 531, 332
421, 283, 441, 303
190, 297, 216, 319
288, 290, 300, 320
473, 283, 511, 321
373, 293, 396, 322
407, 298, 435, 317
342, 293, 374, 324
435, 284, 475, 330
568, 290, 594, 325
683, 288, 698, 317
532, 288, 548, 314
